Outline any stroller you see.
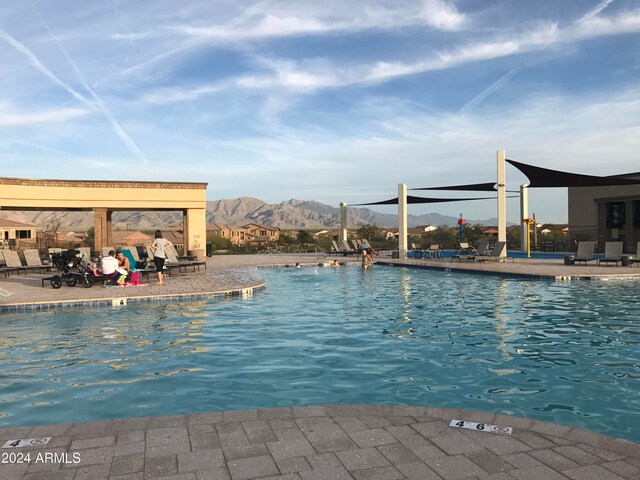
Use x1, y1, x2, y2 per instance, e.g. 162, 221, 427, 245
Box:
49, 249, 97, 289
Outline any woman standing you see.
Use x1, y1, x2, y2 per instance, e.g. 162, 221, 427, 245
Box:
151, 230, 173, 285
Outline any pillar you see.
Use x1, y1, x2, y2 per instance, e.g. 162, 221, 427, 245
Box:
398, 183, 408, 259
182, 210, 190, 256
496, 150, 507, 256
339, 203, 348, 246
93, 208, 113, 253
185, 208, 206, 260
520, 184, 529, 252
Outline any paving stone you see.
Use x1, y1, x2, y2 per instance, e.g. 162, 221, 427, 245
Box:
188, 412, 224, 425
66, 420, 112, 437
64, 445, 114, 468
146, 442, 191, 457
425, 454, 487, 479
145, 455, 178, 478
305, 453, 343, 470
227, 454, 279, 480
117, 430, 146, 445
73, 462, 111, 480
577, 444, 624, 462
492, 414, 533, 431
349, 429, 397, 448
178, 449, 226, 472
293, 407, 327, 418
191, 433, 223, 451
189, 424, 217, 435
155, 474, 196, 480
195, 467, 231, 480
275, 455, 313, 473
384, 426, 416, 441
299, 466, 354, 480
376, 443, 421, 465
511, 431, 557, 449
529, 421, 572, 438
469, 432, 531, 456
465, 450, 515, 474
429, 432, 485, 455
147, 427, 190, 447
336, 447, 391, 471
502, 452, 544, 470
552, 445, 602, 466
69, 435, 116, 450
267, 438, 316, 459
528, 448, 580, 470
270, 420, 300, 432
23, 470, 77, 480
395, 461, 442, 480
223, 441, 270, 460
303, 424, 357, 453
243, 421, 278, 444
108, 417, 151, 433
359, 417, 393, 429
111, 453, 145, 476
115, 440, 146, 456
384, 416, 417, 426
351, 465, 404, 480
260, 475, 301, 480
217, 423, 246, 436
411, 422, 449, 439
149, 415, 188, 428
477, 473, 518, 480
223, 410, 259, 423
334, 417, 370, 434
508, 464, 569, 480
602, 460, 640, 479
256, 408, 294, 420
0, 462, 30, 479
563, 464, 626, 480
111, 473, 144, 480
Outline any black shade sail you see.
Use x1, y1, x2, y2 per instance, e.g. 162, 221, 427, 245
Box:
411, 182, 497, 192
507, 159, 640, 188
352, 195, 499, 206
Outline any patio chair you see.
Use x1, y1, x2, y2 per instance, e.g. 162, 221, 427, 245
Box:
631, 241, 640, 266
598, 242, 623, 266
475, 238, 491, 256
452, 242, 478, 261
166, 244, 206, 272
23, 249, 52, 273
409, 243, 425, 259
351, 239, 361, 251
574, 241, 597, 265
426, 244, 444, 259
469, 241, 514, 263
0, 251, 18, 277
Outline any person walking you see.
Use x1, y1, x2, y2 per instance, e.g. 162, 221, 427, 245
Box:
151, 230, 173, 285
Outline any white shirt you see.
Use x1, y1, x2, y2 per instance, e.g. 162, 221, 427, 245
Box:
101, 256, 119, 275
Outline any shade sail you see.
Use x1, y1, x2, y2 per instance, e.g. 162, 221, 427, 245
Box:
507, 159, 640, 188
352, 195, 499, 206
411, 182, 497, 192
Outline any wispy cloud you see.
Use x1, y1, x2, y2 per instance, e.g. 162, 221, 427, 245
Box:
0, 107, 88, 126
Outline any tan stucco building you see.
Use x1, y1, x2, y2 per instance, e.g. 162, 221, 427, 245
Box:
0, 219, 37, 246
0, 177, 208, 259
568, 173, 640, 253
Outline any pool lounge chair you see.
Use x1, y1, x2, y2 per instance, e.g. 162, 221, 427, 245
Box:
598, 241, 623, 266
452, 242, 478, 261
166, 245, 207, 272
101, 246, 115, 257
629, 241, 640, 266
574, 241, 597, 265
469, 241, 514, 263
426, 244, 444, 259
23, 249, 52, 273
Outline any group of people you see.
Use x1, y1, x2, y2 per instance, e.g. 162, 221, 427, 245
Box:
80, 230, 173, 286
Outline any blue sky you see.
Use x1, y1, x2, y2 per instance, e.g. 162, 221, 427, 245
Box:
1, 0, 639, 223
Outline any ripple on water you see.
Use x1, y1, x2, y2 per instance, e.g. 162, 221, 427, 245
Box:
0, 266, 639, 442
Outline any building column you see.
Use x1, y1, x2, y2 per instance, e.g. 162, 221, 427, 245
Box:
185, 208, 206, 260
497, 150, 507, 256
520, 184, 529, 252
106, 209, 113, 247
93, 208, 112, 253
339, 203, 348, 246
398, 183, 408, 259
182, 210, 190, 256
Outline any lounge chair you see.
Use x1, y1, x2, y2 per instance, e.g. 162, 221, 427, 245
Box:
409, 243, 425, 259
23, 249, 52, 273
351, 239, 361, 251
469, 241, 514, 263
452, 242, 478, 261
0, 251, 18, 277
475, 238, 491, 256
631, 241, 640, 266
574, 241, 597, 265
166, 244, 206, 272
426, 244, 444, 259
101, 246, 115, 257
598, 242, 623, 266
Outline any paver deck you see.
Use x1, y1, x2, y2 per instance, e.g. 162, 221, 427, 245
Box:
0, 406, 638, 480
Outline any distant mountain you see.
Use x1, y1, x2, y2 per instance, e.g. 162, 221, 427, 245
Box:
0, 198, 502, 230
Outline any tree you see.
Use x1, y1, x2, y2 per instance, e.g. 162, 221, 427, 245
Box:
297, 230, 314, 245
355, 224, 384, 242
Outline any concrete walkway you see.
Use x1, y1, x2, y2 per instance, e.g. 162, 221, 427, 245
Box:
0, 406, 638, 480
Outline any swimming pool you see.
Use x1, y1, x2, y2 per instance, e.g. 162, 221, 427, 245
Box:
1, 266, 639, 443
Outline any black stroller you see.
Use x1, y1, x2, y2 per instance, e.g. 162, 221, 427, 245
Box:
49, 249, 96, 289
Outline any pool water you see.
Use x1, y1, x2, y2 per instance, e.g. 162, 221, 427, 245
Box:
1, 266, 639, 442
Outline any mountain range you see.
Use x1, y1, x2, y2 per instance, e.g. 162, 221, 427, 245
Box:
0, 198, 499, 231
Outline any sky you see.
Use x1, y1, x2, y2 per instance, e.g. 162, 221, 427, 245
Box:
1, 0, 639, 223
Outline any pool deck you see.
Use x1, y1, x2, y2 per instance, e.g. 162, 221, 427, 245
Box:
378, 257, 640, 281
3, 253, 640, 312
0, 405, 638, 480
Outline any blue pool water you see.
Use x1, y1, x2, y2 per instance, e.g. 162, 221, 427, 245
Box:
1, 266, 639, 442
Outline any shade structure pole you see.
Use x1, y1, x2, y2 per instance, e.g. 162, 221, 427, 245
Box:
339, 203, 348, 246
398, 183, 408, 259
497, 150, 507, 256
520, 184, 529, 252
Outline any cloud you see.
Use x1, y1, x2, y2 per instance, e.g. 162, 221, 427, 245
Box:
0, 107, 88, 126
